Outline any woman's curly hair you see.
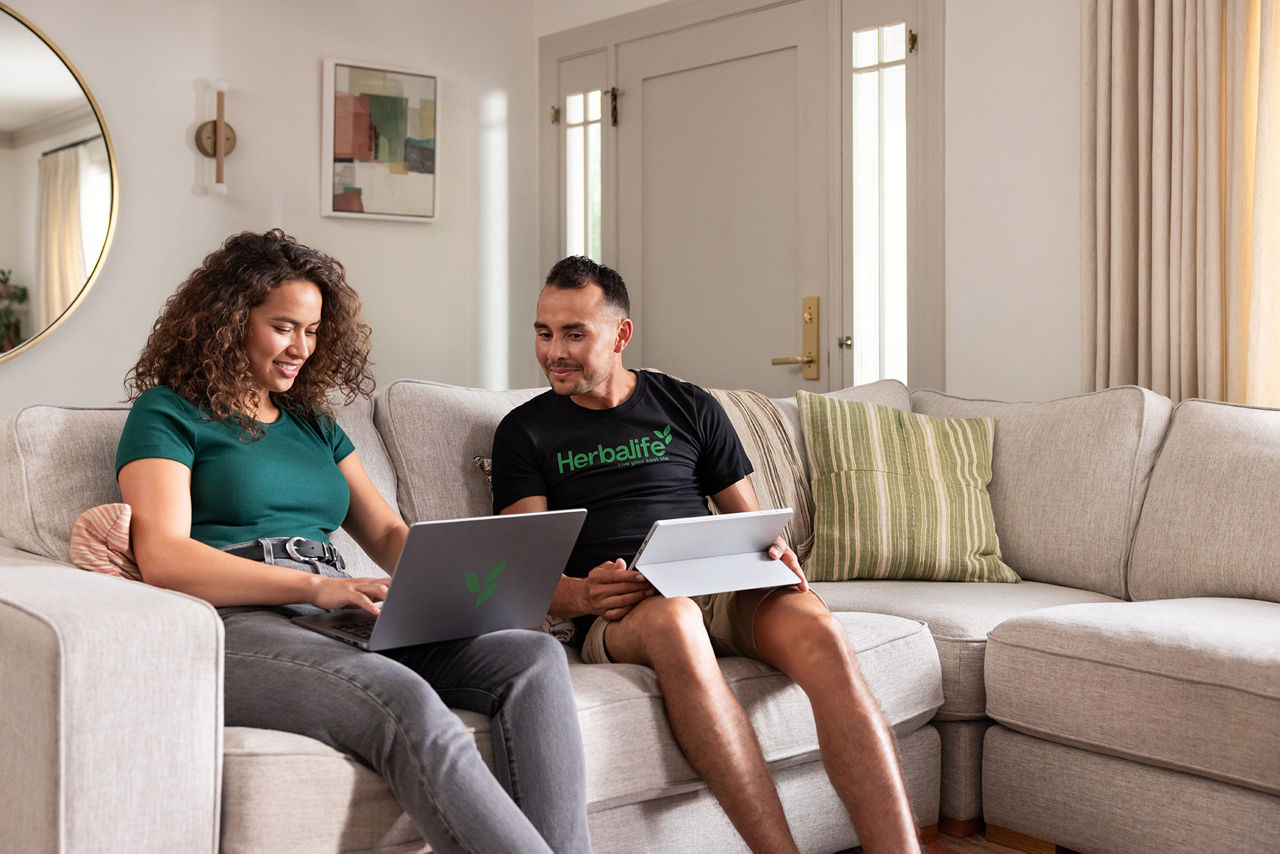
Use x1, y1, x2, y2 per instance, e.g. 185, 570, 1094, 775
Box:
126, 229, 374, 439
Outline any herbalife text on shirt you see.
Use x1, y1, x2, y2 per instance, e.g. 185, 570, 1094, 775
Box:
556, 426, 674, 473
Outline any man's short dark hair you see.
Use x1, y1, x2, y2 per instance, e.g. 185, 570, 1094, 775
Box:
544, 256, 630, 317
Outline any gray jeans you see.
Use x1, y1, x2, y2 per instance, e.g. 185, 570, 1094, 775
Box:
219, 596, 590, 853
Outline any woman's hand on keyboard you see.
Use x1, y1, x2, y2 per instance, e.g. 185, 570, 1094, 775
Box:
312, 576, 390, 615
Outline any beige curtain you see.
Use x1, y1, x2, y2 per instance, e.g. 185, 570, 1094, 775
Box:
35, 146, 86, 329
1083, 0, 1280, 405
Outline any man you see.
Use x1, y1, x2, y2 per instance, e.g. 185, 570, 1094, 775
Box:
492, 256, 920, 854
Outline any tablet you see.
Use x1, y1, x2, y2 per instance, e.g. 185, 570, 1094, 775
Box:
631, 508, 798, 598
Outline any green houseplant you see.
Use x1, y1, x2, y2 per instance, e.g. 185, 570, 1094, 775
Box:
0, 269, 30, 352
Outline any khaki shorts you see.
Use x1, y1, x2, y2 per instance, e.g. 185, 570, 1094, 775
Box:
579, 586, 825, 665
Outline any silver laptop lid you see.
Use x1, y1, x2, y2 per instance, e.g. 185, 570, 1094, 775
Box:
367, 508, 586, 649
330, 509, 585, 650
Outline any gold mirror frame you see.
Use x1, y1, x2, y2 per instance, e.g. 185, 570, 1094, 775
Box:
0, 1, 118, 366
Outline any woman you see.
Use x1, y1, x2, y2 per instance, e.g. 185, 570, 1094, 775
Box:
116, 229, 590, 854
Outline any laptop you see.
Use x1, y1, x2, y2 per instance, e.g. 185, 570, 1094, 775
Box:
630, 508, 798, 598
292, 509, 586, 651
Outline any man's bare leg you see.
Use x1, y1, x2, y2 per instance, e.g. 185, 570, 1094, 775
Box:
603, 595, 800, 854
753, 589, 922, 854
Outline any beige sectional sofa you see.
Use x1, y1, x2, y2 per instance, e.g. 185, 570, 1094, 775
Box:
1, 378, 1276, 853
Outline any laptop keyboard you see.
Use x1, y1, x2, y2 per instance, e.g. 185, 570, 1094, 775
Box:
332, 619, 376, 640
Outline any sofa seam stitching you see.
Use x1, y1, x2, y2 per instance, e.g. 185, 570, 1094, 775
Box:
986, 636, 1280, 700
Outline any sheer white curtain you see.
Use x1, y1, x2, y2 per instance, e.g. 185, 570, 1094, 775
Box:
35, 145, 85, 329
1082, 0, 1280, 405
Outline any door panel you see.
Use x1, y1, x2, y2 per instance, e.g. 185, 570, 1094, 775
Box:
616, 0, 834, 396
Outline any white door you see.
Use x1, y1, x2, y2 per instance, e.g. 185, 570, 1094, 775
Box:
614, 0, 837, 396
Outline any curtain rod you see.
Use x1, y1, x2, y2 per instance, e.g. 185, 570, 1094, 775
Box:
42, 133, 102, 157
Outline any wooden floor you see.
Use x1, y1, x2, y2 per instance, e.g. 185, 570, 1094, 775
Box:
844, 830, 1026, 854
923, 831, 1025, 853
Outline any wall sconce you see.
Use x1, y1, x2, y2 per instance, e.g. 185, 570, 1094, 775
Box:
194, 80, 236, 195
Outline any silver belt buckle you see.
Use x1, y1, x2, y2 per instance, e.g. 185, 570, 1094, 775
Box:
284, 536, 307, 563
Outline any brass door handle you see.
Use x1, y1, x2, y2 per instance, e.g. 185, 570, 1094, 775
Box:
769, 296, 820, 380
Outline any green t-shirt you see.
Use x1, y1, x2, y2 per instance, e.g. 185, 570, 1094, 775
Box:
115, 386, 356, 549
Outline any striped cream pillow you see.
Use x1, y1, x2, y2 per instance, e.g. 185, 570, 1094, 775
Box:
798, 392, 1018, 583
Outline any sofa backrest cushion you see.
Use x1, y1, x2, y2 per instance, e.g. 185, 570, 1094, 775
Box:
910, 386, 1171, 599
708, 387, 815, 561
329, 394, 398, 577
1128, 399, 1280, 603
1, 404, 129, 562
374, 380, 543, 523
0, 396, 396, 577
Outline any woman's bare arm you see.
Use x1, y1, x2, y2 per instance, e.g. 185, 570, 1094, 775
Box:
119, 457, 388, 613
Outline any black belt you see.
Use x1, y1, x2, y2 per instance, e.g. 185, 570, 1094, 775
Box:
221, 536, 346, 574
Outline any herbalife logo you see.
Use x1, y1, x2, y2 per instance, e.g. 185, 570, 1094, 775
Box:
465, 561, 505, 606
557, 425, 674, 474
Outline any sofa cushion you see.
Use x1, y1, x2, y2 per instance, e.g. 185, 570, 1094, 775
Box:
221, 718, 490, 853
983, 726, 1280, 854
911, 386, 1171, 599
0, 404, 129, 562
1129, 399, 1280, 603
330, 393, 398, 578
375, 380, 542, 523
798, 394, 1017, 583
985, 598, 1280, 796
814, 580, 1117, 719
0, 397, 395, 574
575, 611, 942, 808
707, 387, 814, 563
219, 612, 942, 850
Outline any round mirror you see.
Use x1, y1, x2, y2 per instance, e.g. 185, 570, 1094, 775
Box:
0, 2, 117, 364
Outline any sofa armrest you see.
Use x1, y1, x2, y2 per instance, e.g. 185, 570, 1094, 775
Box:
0, 543, 223, 854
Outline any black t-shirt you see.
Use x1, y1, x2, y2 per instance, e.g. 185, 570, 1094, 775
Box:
491, 370, 753, 578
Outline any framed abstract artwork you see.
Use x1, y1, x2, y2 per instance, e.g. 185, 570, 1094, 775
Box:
321, 59, 438, 221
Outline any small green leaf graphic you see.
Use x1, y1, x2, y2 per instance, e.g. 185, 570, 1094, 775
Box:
654, 425, 672, 442
465, 572, 483, 593
474, 586, 498, 607
483, 561, 506, 587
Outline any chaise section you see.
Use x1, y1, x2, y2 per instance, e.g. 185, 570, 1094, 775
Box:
814, 581, 1118, 722
983, 727, 1280, 854
0, 544, 223, 854
986, 599, 1280, 797
814, 580, 1117, 834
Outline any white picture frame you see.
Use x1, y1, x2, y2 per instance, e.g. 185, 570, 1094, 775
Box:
320, 59, 438, 222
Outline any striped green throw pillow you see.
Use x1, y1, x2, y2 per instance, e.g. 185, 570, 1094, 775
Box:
797, 392, 1018, 583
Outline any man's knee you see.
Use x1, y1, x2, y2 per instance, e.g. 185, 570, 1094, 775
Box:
616, 595, 710, 662
762, 602, 854, 676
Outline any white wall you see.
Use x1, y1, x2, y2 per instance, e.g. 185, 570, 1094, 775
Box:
0, 0, 1085, 421
0, 0, 542, 420
944, 0, 1082, 401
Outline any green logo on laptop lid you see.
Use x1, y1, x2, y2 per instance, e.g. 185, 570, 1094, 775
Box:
465, 561, 505, 606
